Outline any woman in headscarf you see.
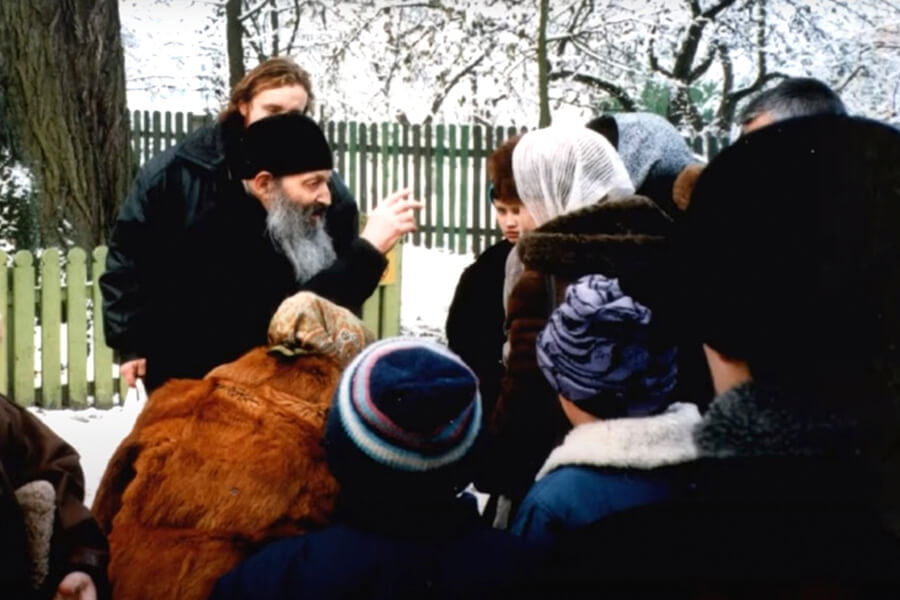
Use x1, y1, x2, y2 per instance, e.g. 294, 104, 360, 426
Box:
477, 126, 677, 527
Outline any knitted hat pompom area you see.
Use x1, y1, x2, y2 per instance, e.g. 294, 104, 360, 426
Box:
324, 338, 482, 499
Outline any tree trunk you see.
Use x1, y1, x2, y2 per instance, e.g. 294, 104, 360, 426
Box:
0, 0, 131, 248
537, 0, 551, 127
227, 0, 245, 88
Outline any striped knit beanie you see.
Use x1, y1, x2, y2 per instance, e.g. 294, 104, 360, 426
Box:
324, 338, 482, 498
537, 274, 677, 418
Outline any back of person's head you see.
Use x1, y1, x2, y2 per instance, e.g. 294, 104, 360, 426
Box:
487, 135, 522, 203
679, 115, 900, 410
324, 338, 482, 504
586, 112, 696, 194
537, 274, 678, 419
740, 77, 846, 131
220, 57, 313, 123
512, 126, 634, 227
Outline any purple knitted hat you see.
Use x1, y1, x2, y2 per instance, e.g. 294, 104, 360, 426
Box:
537, 274, 677, 417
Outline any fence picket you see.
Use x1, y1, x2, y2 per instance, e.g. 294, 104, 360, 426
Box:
348, 121, 358, 208
40, 249, 62, 408
66, 249, 88, 408
459, 126, 470, 255
92, 248, 114, 408
472, 125, 483, 255
359, 124, 368, 213
448, 124, 457, 253
12, 251, 34, 406
435, 124, 445, 249
411, 125, 422, 246
423, 124, 433, 249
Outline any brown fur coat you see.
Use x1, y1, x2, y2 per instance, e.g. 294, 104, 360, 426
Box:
92, 292, 371, 600
476, 195, 675, 505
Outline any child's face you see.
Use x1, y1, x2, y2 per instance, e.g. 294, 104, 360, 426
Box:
494, 199, 535, 243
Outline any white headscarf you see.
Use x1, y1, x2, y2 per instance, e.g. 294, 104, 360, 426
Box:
512, 126, 635, 227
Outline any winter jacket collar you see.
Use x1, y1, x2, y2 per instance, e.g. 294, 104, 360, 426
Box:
694, 381, 864, 459
535, 402, 701, 480
176, 114, 243, 173
516, 195, 673, 279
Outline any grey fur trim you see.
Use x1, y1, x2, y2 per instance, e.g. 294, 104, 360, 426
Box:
517, 196, 671, 276
536, 402, 702, 480
15, 480, 55, 590
694, 381, 862, 458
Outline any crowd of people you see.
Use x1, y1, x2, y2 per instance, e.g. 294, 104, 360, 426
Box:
1, 57, 899, 599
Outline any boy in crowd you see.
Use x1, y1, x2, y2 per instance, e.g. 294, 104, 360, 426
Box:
446, 135, 534, 420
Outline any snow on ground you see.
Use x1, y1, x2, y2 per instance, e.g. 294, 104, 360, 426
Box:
31, 245, 474, 506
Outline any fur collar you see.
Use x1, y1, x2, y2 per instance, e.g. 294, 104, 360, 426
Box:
517, 195, 672, 277
694, 381, 864, 458
536, 402, 701, 480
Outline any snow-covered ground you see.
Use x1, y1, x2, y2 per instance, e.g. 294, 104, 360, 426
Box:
30, 244, 475, 506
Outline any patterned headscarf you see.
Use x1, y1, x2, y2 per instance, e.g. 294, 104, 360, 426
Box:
537, 274, 677, 418
268, 292, 374, 368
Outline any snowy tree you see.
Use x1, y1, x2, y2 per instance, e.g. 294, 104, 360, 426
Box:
121, 0, 900, 133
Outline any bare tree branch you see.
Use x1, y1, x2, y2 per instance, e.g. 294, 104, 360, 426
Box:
430, 51, 488, 116
549, 70, 638, 111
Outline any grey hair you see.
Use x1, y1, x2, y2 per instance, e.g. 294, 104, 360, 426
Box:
740, 78, 846, 125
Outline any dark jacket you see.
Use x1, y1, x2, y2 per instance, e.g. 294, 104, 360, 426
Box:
476, 197, 674, 505
510, 402, 700, 546
0, 396, 109, 599
539, 382, 900, 598
209, 497, 543, 600
446, 239, 512, 420
100, 117, 386, 389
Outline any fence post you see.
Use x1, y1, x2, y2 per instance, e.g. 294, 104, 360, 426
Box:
66, 249, 88, 409
92, 247, 114, 408
423, 124, 433, 249
40, 249, 62, 408
12, 251, 35, 407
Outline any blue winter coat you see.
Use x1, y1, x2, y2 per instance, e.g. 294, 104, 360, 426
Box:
510, 402, 702, 546
210, 497, 543, 600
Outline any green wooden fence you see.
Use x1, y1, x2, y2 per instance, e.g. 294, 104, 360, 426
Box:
1, 244, 401, 409
130, 110, 727, 258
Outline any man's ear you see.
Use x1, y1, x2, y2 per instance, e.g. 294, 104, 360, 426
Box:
247, 171, 275, 207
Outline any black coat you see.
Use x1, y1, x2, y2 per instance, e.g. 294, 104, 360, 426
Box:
209, 497, 543, 600
537, 382, 900, 598
445, 239, 512, 420
100, 117, 386, 389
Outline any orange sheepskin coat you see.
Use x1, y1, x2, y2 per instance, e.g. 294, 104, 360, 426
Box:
92, 348, 342, 600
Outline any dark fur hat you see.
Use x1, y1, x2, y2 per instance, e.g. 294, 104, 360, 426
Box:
679, 115, 900, 396
240, 112, 333, 179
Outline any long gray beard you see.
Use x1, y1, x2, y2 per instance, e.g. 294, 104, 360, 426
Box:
266, 192, 337, 284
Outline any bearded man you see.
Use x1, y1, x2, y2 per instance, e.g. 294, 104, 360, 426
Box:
101, 108, 418, 391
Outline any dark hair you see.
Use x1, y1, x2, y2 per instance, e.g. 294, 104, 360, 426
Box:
219, 57, 314, 123
740, 77, 846, 126
487, 135, 522, 204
